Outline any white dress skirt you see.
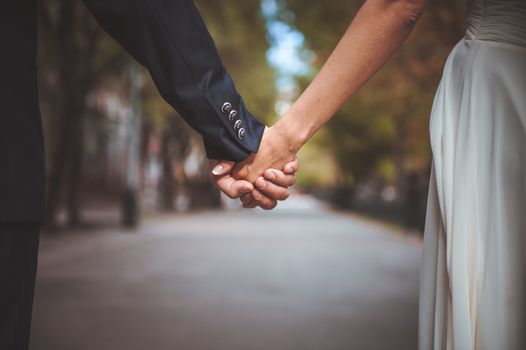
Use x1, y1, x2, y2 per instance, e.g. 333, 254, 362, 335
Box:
418, 1, 526, 349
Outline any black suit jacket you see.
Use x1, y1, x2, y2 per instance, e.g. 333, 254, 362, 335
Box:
0, 0, 265, 223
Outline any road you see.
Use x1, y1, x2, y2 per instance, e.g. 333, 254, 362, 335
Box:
30, 197, 421, 350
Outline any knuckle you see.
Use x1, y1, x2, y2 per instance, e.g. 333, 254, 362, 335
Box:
273, 171, 283, 180
233, 167, 247, 180
246, 169, 257, 183
224, 185, 238, 199
258, 197, 272, 209
264, 201, 277, 210
277, 191, 289, 201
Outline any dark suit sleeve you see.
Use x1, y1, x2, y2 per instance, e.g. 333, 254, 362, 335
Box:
82, 0, 265, 161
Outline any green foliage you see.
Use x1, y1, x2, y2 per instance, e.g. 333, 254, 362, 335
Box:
196, 0, 277, 124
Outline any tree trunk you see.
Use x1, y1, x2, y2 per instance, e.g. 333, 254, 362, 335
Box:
66, 107, 84, 226
45, 96, 83, 226
159, 134, 176, 211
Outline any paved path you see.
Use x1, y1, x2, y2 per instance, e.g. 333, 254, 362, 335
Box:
30, 198, 421, 350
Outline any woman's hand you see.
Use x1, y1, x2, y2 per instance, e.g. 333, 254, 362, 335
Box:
240, 161, 299, 209
232, 125, 301, 184
210, 158, 299, 210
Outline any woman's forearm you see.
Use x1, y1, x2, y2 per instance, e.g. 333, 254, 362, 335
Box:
276, 0, 427, 150
230, 0, 427, 183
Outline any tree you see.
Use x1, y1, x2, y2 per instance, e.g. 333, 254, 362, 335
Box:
38, 0, 127, 226
196, 0, 277, 124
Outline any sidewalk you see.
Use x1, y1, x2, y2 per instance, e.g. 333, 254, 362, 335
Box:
31, 201, 421, 350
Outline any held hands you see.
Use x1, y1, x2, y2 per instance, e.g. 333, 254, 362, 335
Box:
239, 161, 297, 209
209, 157, 298, 210
209, 126, 300, 209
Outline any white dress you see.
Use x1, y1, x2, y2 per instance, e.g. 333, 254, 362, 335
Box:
419, 0, 526, 349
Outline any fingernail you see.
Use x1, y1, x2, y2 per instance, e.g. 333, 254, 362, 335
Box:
267, 171, 276, 181
287, 166, 294, 173
256, 178, 266, 189
212, 164, 224, 175
241, 185, 252, 193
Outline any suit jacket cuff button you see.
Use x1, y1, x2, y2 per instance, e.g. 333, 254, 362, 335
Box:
221, 102, 232, 113
228, 110, 238, 121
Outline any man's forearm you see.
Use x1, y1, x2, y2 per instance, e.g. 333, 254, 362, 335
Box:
83, 0, 264, 161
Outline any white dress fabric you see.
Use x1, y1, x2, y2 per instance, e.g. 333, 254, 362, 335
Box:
419, 1, 526, 349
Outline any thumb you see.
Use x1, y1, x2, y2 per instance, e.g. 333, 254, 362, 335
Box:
210, 160, 235, 176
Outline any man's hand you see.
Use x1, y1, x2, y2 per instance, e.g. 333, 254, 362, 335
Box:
209, 160, 254, 199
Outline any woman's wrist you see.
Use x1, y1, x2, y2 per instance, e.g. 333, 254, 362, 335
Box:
274, 109, 312, 153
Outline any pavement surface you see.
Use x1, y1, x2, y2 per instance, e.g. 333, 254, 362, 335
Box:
30, 196, 421, 350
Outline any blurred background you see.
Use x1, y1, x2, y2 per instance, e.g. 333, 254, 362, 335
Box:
31, 0, 467, 349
